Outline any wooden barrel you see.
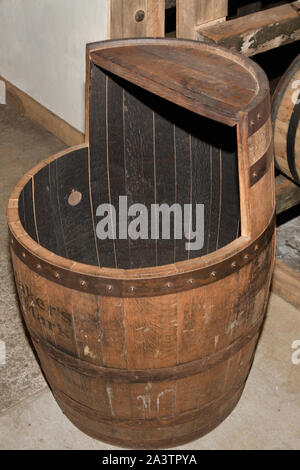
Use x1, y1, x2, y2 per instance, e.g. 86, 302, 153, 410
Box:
272, 54, 300, 184
7, 39, 275, 449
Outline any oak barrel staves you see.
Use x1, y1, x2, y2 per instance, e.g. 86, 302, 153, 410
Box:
8, 39, 275, 449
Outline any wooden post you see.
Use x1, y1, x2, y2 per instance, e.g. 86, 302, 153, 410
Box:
176, 0, 228, 39
108, 0, 165, 39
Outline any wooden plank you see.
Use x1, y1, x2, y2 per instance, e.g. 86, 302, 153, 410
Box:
89, 64, 116, 268
123, 81, 156, 268
108, 0, 165, 39
273, 259, 300, 310
0, 75, 83, 146
154, 106, 176, 265
174, 115, 191, 262
124, 294, 178, 369
91, 41, 258, 127
219, 133, 241, 248
198, 2, 300, 57
177, 0, 228, 39
106, 76, 130, 269
276, 174, 300, 215
56, 147, 99, 265
22, 179, 38, 243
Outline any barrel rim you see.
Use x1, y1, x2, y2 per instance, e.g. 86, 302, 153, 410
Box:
7, 143, 276, 296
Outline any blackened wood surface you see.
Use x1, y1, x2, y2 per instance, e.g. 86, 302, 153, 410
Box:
55, 148, 98, 265
19, 68, 241, 269
154, 106, 176, 266
174, 123, 192, 262
48, 160, 67, 258
89, 69, 240, 268
20, 179, 37, 243
190, 120, 211, 258
34, 164, 61, 255
123, 80, 156, 268
89, 64, 116, 267
106, 75, 129, 268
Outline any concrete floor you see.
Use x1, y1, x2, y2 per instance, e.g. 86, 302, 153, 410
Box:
0, 102, 299, 450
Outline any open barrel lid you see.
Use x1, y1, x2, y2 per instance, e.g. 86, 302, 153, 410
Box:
89, 38, 270, 132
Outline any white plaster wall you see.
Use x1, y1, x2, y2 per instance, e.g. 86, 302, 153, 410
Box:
0, 0, 108, 132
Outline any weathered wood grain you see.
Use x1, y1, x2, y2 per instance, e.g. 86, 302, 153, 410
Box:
8, 38, 275, 449
197, 2, 300, 57
108, 0, 165, 39
177, 0, 228, 39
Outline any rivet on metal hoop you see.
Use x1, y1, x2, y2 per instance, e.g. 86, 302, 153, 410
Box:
252, 171, 257, 179
231, 261, 237, 269
54, 272, 61, 280
10, 238, 14, 245
257, 113, 262, 121
106, 285, 113, 293
250, 120, 255, 127
254, 244, 259, 252
211, 271, 217, 278
166, 282, 172, 289
188, 278, 194, 285
129, 286, 135, 294
80, 280, 87, 287
22, 252, 26, 258
244, 254, 249, 261
36, 264, 41, 270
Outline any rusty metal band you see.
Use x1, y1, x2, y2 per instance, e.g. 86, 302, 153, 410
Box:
29, 316, 262, 383
249, 144, 273, 187
53, 380, 245, 428
9, 212, 276, 298
248, 93, 270, 137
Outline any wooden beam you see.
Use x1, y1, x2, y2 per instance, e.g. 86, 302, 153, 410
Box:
108, 0, 165, 39
197, 1, 300, 56
177, 0, 228, 39
276, 174, 300, 215
273, 259, 300, 310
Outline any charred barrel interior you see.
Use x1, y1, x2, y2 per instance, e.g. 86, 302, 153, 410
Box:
18, 71, 241, 269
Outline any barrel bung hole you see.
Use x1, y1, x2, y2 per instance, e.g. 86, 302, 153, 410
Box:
68, 189, 82, 207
